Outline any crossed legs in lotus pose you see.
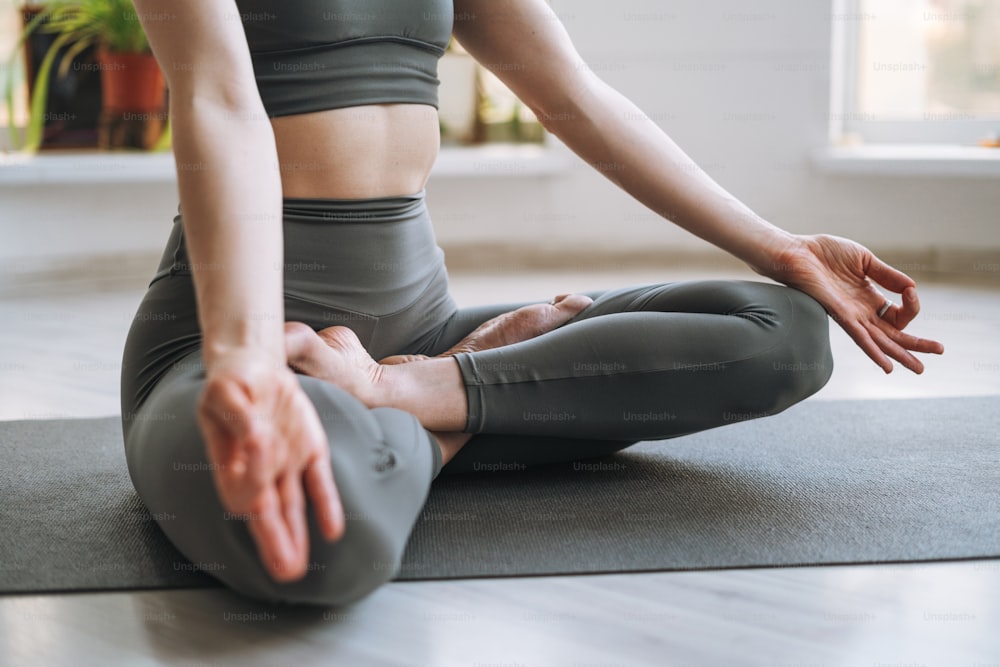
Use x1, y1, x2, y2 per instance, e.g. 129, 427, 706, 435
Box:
284, 292, 595, 466
282, 280, 834, 471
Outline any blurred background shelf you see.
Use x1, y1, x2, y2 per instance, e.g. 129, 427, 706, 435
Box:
0, 142, 572, 186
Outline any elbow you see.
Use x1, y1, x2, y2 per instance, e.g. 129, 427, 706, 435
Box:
169, 80, 269, 124
168, 89, 275, 158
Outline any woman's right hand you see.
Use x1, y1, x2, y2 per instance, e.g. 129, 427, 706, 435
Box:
768, 234, 944, 374
196, 349, 345, 583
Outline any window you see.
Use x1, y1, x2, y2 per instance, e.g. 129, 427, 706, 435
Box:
832, 0, 1000, 145
438, 37, 544, 146
0, 3, 26, 131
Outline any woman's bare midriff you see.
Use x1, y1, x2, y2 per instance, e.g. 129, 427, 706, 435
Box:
269, 103, 441, 200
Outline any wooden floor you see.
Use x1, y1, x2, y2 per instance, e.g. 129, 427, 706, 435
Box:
2, 265, 999, 666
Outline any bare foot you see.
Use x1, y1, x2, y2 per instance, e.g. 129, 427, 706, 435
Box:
284, 322, 466, 432
375, 292, 592, 467
283, 322, 386, 407
285, 293, 592, 468
379, 292, 593, 365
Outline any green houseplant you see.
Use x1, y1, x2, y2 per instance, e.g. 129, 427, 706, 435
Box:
5, 0, 169, 151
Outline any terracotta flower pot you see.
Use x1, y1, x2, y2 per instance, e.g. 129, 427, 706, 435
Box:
95, 50, 167, 150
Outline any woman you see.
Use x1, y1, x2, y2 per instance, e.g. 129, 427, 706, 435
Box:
121, 0, 944, 606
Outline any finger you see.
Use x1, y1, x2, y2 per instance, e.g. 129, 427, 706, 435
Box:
867, 254, 917, 294
200, 420, 253, 512
197, 407, 239, 471
886, 286, 920, 330
245, 486, 304, 583
868, 324, 923, 374
198, 378, 255, 465
202, 381, 272, 476
293, 395, 344, 542
303, 448, 345, 542
875, 320, 945, 355
198, 382, 272, 511
841, 318, 893, 373
214, 433, 273, 513
278, 470, 309, 571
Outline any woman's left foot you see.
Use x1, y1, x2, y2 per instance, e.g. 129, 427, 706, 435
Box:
380, 292, 592, 364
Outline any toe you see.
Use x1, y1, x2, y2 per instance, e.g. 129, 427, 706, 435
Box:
380, 354, 431, 365
550, 293, 593, 317
516, 293, 594, 337
284, 322, 318, 366
316, 325, 362, 350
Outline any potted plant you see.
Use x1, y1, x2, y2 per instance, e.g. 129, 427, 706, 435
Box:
5, 3, 103, 149
6, 0, 169, 151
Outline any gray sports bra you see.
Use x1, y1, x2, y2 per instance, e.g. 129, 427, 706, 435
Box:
233, 0, 454, 117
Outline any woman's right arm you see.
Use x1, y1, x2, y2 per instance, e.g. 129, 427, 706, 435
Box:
133, 0, 345, 581
137, 0, 283, 365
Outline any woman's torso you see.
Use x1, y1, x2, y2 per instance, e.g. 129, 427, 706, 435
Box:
270, 104, 440, 199
232, 0, 454, 199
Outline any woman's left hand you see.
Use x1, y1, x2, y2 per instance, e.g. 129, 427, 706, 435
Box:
768, 234, 945, 374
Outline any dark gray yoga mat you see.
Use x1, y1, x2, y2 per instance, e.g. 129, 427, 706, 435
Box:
1, 397, 998, 595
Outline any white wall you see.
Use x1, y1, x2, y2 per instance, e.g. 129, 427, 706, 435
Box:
2, 0, 998, 280
423, 0, 998, 254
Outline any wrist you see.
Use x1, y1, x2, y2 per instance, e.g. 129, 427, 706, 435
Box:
714, 200, 803, 280
752, 231, 809, 282
203, 338, 287, 376
199, 308, 286, 371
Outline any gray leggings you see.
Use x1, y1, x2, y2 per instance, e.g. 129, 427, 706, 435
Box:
120, 191, 832, 606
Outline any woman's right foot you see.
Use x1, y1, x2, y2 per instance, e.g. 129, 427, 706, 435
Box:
384, 293, 591, 467
283, 322, 385, 406
284, 322, 468, 431
380, 292, 593, 364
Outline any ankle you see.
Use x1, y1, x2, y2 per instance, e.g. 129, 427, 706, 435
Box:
367, 358, 468, 432
432, 430, 474, 466
365, 362, 405, 411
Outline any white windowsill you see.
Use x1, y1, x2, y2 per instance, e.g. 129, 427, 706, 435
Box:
810, 144, 1000, 178
0, 143, 572, 186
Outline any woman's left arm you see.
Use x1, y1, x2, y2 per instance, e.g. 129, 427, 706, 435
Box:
452, 0, 944, 373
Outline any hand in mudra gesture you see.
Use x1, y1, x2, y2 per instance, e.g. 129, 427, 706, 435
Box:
196, 350, 345, 583
772, 234, 945, 374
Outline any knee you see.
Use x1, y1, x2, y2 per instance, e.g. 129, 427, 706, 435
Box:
767, 287, 834, 405
203, 511, 401, 607
132, 373, 429, 608
212, 439, 413, 607
242, 388, 433, 606
241, 511, 402, 607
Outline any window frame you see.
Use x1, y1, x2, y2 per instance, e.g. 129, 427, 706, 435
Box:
831, 0, 1000, 145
